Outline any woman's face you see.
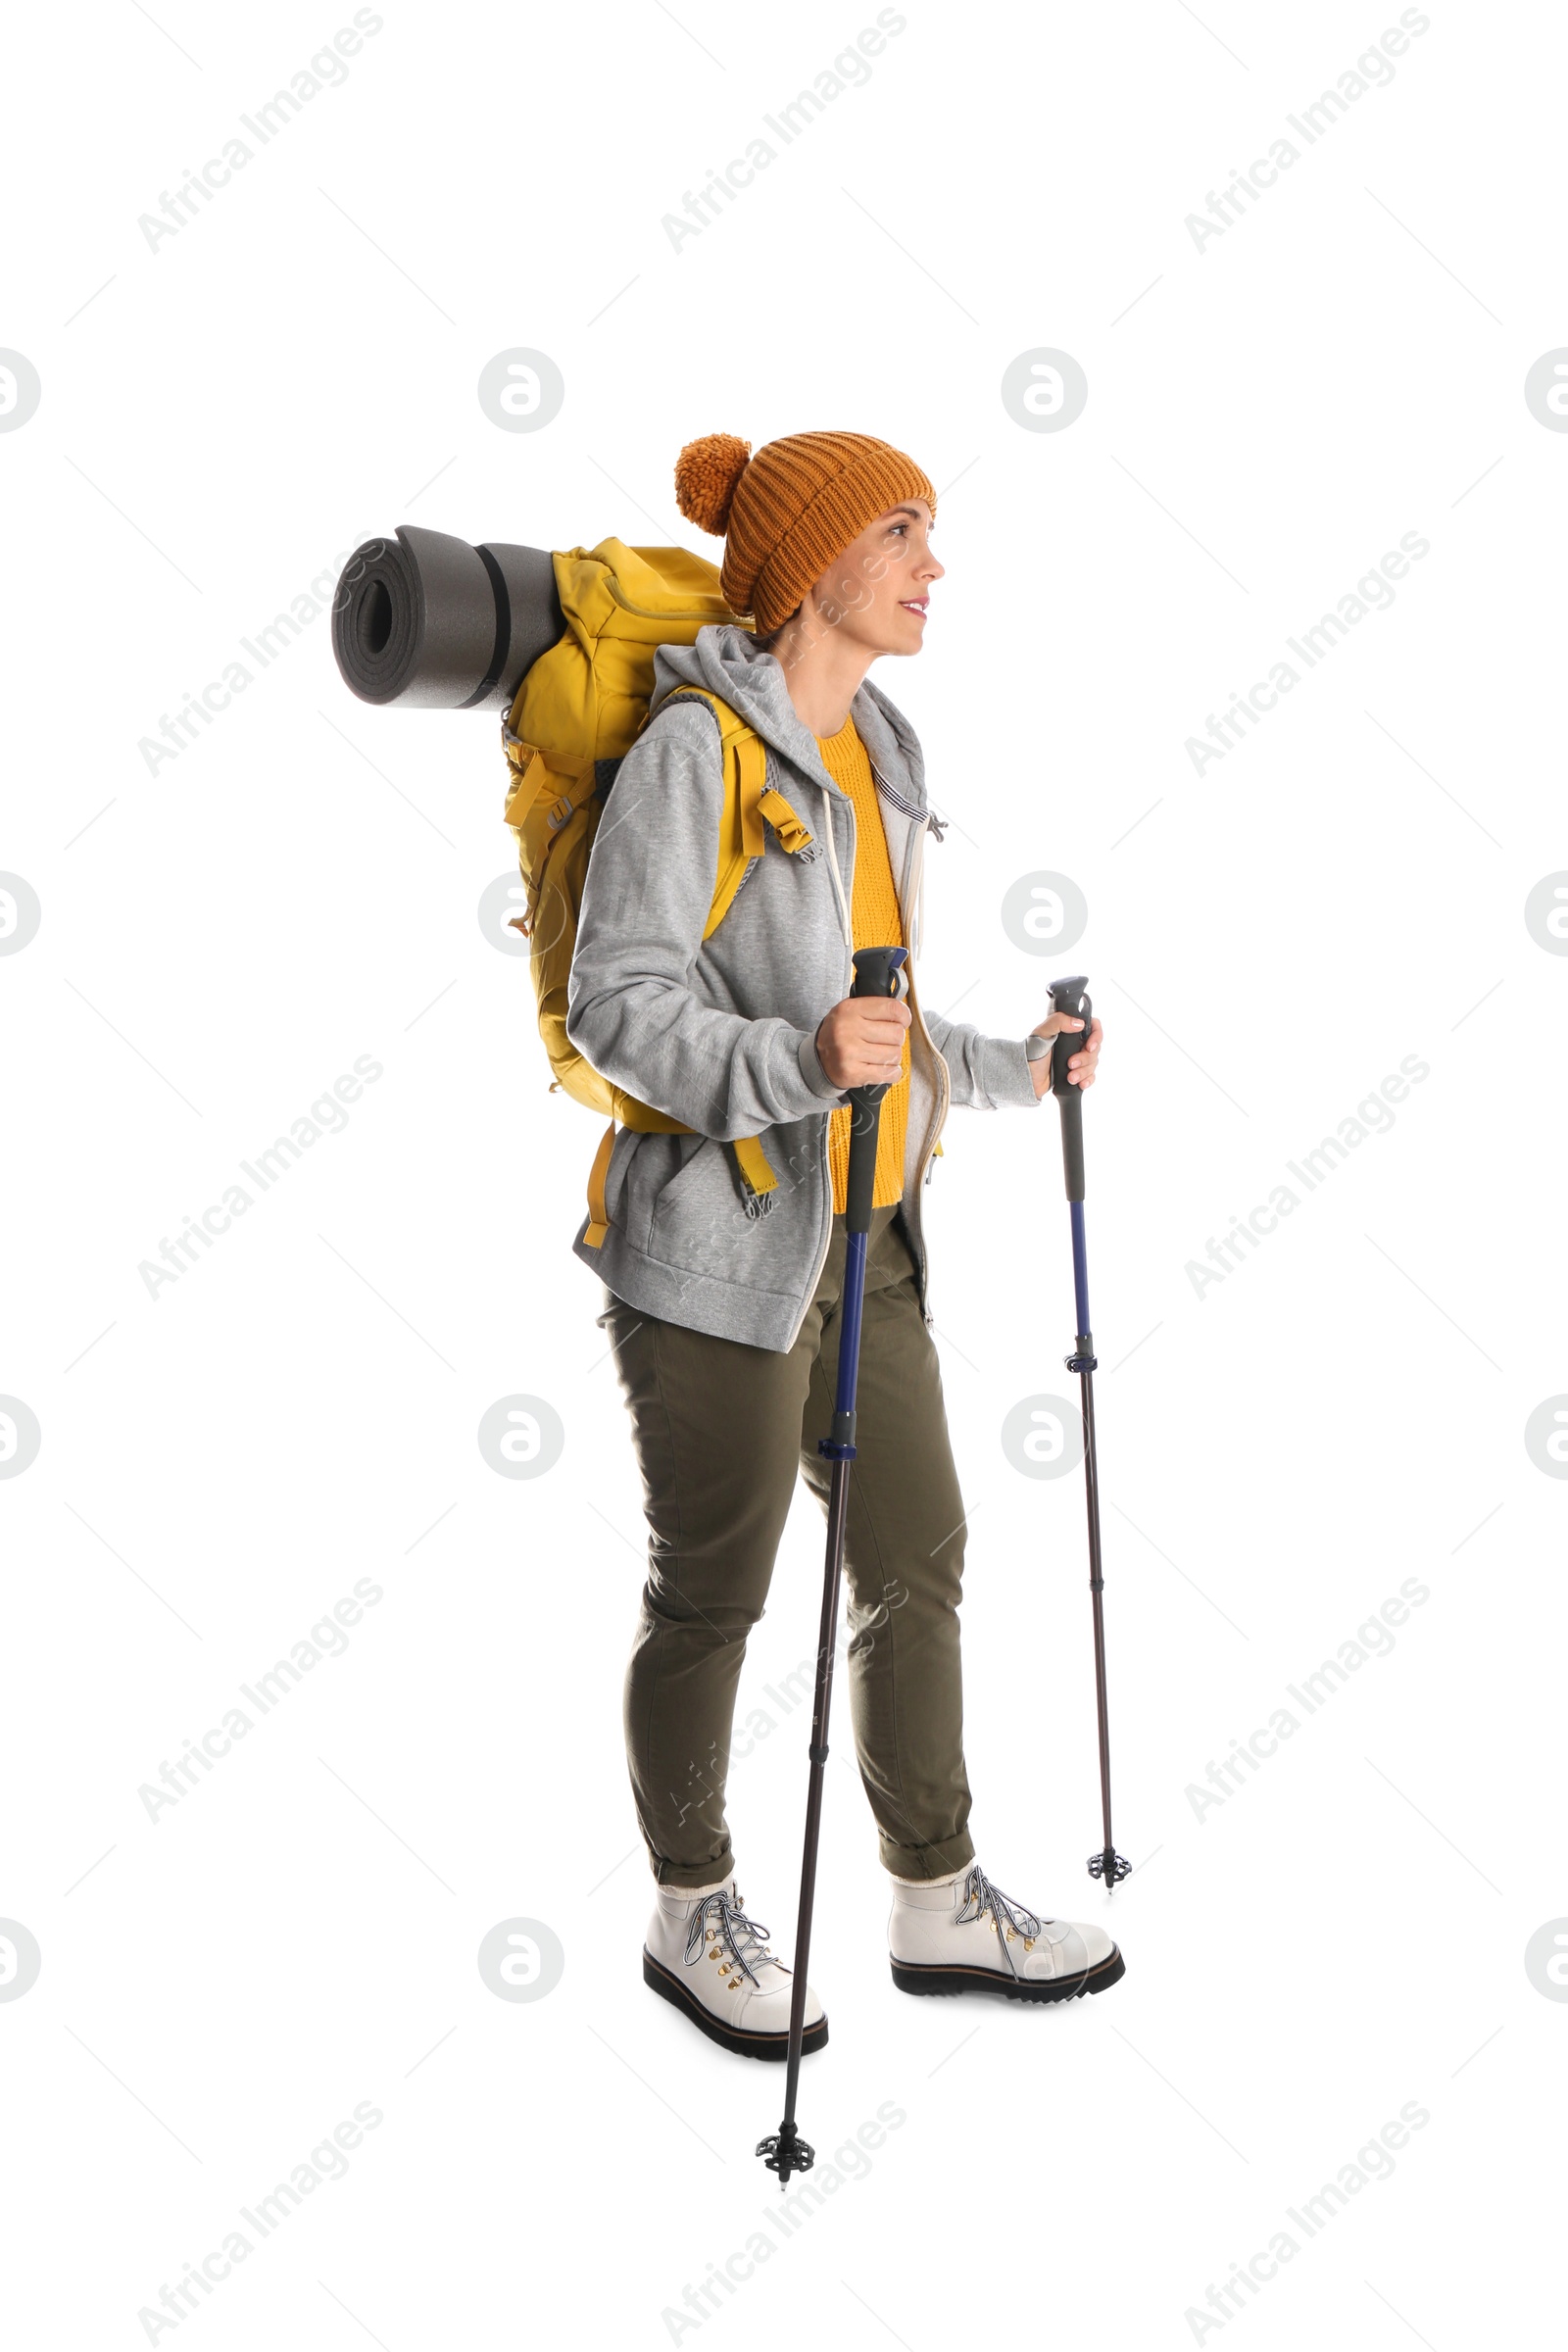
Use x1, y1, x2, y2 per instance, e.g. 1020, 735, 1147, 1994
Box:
797, 496, 944, 661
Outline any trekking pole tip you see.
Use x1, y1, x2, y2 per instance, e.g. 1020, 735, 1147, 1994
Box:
756, 2121, 815, 2186
1088, 1847, 1132, 1887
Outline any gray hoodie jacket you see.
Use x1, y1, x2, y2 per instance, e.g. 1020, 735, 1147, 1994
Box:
564, 623, 1043, 1351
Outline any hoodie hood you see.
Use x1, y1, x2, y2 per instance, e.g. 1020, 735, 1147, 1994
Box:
650, 624, 930, 811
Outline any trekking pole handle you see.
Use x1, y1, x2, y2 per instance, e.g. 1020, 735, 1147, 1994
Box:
1048, 975, 1091, 1205
843, 946, 907, 1234
847, 947, 908, 1107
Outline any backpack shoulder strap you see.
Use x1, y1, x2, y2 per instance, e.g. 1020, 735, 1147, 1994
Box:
612, 686, 804, 1222
656, 688, 814, 936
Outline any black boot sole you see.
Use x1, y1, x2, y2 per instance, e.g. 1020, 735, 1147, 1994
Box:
642, 1949, 830, 2061
890, 1946, 1125, 2002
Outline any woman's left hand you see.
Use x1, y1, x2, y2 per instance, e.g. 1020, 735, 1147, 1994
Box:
1027, 1012, 1103, 1100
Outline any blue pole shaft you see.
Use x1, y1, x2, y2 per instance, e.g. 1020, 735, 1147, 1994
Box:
834, 1230, 869, 1417
1069, 1199, 1091, 1336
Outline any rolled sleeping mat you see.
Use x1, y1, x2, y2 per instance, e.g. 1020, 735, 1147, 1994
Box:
331, 525, 564, 711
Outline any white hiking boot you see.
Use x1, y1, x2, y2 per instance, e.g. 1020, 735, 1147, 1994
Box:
889, 1861, 1125, 2002
643, 1873, 828, 2061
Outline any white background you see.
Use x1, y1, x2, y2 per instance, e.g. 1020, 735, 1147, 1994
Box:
3, 1, 1564, 2343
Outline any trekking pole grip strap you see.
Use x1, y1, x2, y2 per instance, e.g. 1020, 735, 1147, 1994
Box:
844, 946, 907, 1235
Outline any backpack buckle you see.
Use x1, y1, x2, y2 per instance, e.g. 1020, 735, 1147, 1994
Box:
546, 793, 573, 831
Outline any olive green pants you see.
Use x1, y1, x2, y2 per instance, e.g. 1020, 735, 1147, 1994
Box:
598, 1202, 976, 1888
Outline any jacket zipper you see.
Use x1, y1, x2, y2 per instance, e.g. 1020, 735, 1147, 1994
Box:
782, 759, 949, 1349
899, 841, 951, 1323
784, 787, 855, 1350
872, 759, 950, 1186
872, 761, 950, 1321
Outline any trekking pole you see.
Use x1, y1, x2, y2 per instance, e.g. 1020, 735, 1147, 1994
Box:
1047, 975, 1131, 1892
759, 943, 908, 2187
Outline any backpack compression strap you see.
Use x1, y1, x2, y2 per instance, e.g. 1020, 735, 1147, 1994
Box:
584, 1119, 617, 1250
583, 1121, 777, 1248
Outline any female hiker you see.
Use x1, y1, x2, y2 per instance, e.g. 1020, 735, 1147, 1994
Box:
565, 428, 1122, 2058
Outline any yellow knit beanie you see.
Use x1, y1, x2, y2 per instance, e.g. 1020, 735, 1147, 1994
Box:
674, 429, 937, 632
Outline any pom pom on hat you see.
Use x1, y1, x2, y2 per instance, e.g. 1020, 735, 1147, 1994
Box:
674, 433, 753, 536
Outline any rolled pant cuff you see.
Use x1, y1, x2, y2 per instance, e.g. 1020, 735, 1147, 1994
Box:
877, 1831, 975, 1883
654, 1851, 737, 1892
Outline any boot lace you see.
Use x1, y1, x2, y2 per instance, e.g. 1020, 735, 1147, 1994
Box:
683, 1889, 783, 1989
956, 1865, 1044, 1979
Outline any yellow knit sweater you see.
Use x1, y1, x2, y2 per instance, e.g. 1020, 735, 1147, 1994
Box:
815, 712, 909, 1211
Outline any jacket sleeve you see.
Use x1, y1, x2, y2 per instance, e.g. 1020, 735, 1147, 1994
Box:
564, 703, 848, 1141
922, 1005, 1044, 1110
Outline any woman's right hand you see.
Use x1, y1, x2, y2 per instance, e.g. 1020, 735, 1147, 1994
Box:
814, 994, 911, 1090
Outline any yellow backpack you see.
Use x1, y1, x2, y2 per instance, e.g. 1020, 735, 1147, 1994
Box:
500, 538, 817, 1246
